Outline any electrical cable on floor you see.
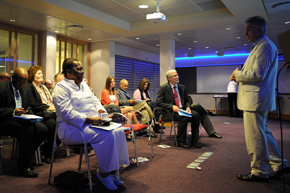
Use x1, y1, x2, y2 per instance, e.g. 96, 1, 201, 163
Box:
276, 61, 290, 193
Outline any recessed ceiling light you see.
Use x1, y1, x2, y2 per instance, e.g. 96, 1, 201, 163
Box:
10, 19, 15, 22
188, 48, 192, 50
136, 37, 140, 40
226, 28, 231, 30
177, 33, 182, 36
244, 44, 247, 45
55, 30, 59, 33
236, 37, 240, 39
193, 40, 197, 43
205, 46, 209, 48
139, 5, 149, 8
156, 44, 160, 46
88, 38, 92, 41
215, 51, 218, 53
285, 21, 290, 24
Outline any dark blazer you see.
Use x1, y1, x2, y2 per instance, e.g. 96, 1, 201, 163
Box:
0, 80, 33, 126
156, 82, 190, 121
26, 82, 49, 114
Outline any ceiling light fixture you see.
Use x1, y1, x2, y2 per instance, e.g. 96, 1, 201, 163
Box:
139, 5, 149, 8
156, 44, 160, 46
205, 47, 209, 48
10, 19, 15, 22
88, 38, 92, 41
188, 48, 192, 50
177, 33, 182, 36
136, 37, 140, 40
236, 37, 240, 39
285, 21, 290, 24
193, 41, 197, 43
226, 28, 231, 30
55, 30, 59, 33
244, 44, 247, 45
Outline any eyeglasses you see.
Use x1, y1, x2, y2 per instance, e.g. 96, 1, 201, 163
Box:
172, 74, 179, 78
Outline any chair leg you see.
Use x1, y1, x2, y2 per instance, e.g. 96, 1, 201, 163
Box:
83, 144, 93, 193
0, 146, 3, 175
78, 148, 83, 172
159, 122, 164, 141
172, 121, 178, 148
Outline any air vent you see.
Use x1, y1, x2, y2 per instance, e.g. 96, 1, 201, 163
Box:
272, 1, 290, 10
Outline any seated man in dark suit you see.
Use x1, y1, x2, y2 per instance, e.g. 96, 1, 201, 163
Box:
156, 69, 201, 148
0, 67, 48, 177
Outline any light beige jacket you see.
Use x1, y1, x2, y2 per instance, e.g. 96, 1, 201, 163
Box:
235, 36, 278, 111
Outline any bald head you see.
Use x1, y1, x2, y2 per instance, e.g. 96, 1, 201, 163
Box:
12, 67, 28, 90
119, 79, 129, 91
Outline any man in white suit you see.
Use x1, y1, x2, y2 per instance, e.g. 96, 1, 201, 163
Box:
231, 16, 290, 182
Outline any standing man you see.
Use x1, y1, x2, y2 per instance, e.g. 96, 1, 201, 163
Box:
116, 79, 157, 138
156, 69, 201, 148
231, 16, 290, 182
0, 67, 48, 177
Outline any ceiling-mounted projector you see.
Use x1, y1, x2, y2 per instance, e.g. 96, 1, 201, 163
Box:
146, 0, 168, 23
146, 12, 168, 23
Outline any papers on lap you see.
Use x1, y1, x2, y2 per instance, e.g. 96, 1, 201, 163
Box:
178, 109, 192, 117
12, 114, 43, 122
90, 122, 122, 131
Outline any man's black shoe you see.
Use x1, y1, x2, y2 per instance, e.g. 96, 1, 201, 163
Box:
18, 168, 39, 178
269, 167, 290, 180
237, 173, 268, 182
42, 156, 51, 164
191, 141, 202, 148
207, 111, 217, 116
209, 133, 222, 138
154, 130, 164, 134
176, 142, 191, 148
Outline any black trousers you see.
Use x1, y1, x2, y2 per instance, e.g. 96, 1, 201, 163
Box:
228, 93, 241, 117
0, 120, 48, 171
41, 118, 61, 158
169, 110, 200, 143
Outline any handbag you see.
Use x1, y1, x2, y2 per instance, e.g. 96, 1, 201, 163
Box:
54, 171, 89, 190
103, 104, 123, 123
35, 110, 56, 120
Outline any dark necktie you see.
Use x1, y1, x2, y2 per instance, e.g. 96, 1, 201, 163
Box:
173, 86, 179, 108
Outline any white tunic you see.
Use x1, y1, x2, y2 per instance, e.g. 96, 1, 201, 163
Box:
52, 78, 129, 173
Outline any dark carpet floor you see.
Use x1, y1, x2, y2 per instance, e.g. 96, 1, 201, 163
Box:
1, 116, 290, 193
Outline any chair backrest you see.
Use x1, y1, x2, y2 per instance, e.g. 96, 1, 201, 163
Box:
103, 104, 123, 123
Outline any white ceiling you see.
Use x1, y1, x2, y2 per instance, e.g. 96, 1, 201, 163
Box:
0, 0, 290, 65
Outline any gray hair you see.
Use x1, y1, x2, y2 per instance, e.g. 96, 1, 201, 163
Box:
245, 16, 267, 36
166, 69, 176, 80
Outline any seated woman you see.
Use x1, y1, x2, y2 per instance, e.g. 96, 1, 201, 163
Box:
133, 78, 151, 101
26, 65, 60, 164
101, 76, 138, 125
52, 58, 129, 190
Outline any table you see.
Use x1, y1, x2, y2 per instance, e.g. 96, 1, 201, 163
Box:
213, 95, 228, 115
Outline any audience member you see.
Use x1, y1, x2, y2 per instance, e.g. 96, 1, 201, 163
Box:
188, 96, 222, 138
227, 80, 241, 117
0, 72, 10, 82
27, 66, 60, 164
101, 76, 139, 125
231, 16, 290, 182
0, 67, 48, 177
54, 72, 65, 84
116, 79, 158, 137
52, 58, 129, 190
44, 79, 53, 95
133, 78, 151, 101
156, 69, 201, 148
83, 78, 94, 93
